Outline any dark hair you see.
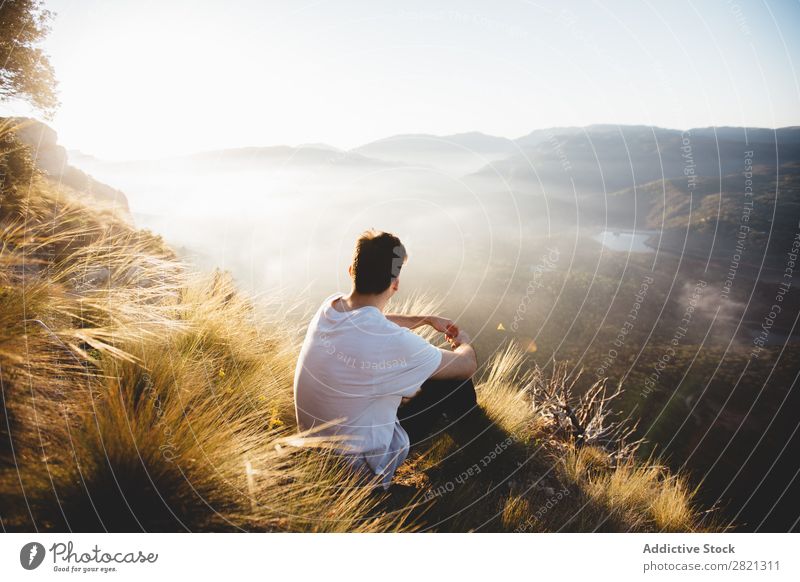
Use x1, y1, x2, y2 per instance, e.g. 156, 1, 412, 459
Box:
351, 230, 407, 294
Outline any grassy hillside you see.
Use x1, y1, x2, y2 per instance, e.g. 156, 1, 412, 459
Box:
0, 125, 720, 532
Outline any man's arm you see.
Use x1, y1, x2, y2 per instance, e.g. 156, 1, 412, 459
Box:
430, 330, 478, 380
386, 314, 460, 335
385, 314, 429, 330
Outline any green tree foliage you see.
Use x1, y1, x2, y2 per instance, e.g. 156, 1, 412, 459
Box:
0, 0, 58, 117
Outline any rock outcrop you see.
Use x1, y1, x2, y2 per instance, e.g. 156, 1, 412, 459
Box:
3, 117, 131, 217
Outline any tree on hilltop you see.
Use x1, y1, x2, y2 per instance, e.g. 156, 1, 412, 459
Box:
0, 0, 58, 117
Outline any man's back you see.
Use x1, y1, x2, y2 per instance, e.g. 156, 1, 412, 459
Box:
293, 293, 442, 486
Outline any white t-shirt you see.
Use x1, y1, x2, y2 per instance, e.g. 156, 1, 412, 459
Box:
294, 293, 443, 488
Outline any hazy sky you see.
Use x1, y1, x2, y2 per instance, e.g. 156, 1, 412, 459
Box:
3, 0, 799, 159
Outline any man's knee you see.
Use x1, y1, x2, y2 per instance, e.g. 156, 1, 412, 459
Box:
414, 377, 478, 416
448, 378, 477, 414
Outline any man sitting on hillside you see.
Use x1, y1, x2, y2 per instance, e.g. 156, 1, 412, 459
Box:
293, 230, 479, 489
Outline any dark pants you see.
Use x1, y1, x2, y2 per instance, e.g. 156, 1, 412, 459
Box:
398, 378, 478, 445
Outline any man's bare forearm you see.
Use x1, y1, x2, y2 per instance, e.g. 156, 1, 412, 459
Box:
431, 339, 478, 380
454, 343, 478, 371
385, 314, 430, 329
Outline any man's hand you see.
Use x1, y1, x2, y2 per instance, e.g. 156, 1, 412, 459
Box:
447, 329, 472, 349
431, 328, 477, 380
427, 315, 459, 337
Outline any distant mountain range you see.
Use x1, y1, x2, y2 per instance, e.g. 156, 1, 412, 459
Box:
9, 118, 799, 260
61, 123, 800, 186
61, 123, 800, 183
471, 124, 800, 192
355, 125, 800, 180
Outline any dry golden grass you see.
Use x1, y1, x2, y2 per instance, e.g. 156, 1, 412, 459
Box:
558, 447, 712, 532
0, 125, 719, 532
501, 495, 531, 530
479, 345, 543, 437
